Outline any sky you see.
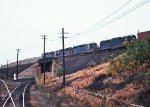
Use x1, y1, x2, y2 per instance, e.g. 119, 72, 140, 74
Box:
0, 0, 150, 65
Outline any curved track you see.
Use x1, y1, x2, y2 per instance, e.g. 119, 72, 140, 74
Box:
0, 78, 34, 107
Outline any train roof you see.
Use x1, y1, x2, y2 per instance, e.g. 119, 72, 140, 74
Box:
42, 51, 55, 55
56, 47, 72, 52
100, 34, 136, 42
73, 42, 97, 48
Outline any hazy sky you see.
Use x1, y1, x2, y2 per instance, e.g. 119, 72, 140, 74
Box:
0, 0, 150, 64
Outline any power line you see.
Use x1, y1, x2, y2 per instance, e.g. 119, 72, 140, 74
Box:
0, 41, 43, 65
78, 0, 134, 36
47, 32, 69, 42
2, 0, 149, 66
67, 0, 134, 38
22, 42, 43, 53
47, 38, 60, 42
38, 0, 150, 41
68, 0, 150, 38
81, 0, 150, 35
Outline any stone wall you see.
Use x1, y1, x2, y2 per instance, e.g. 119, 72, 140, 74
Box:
51, 49, 125, 75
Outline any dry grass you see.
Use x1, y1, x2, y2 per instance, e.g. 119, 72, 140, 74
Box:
37, 62, 150, 107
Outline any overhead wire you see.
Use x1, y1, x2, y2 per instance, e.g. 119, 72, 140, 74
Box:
68, 0, 150, 38
22, 42, 43, 53
79, 0, 150, 36
40, 0, 146, 40
1, 41, 43, 65
77, 0, 134, 36
45, 0, 134, 40
2, 0, 150, 64
3, 36, 61, 64
47, 38, 60, 42
45, 0, 150, 52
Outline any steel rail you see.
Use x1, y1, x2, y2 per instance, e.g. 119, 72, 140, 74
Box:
0, 79, 16, 107
3, 86, 18, 107
22, 83, 29, 107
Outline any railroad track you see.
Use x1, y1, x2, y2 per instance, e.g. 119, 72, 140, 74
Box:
0, 78, 34, 107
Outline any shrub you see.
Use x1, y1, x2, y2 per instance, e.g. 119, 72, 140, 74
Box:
109, 39, 150, 74
55, 65, 63, 77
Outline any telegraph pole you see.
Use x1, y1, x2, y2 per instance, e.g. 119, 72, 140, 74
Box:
0, 64, 2, 78
7, 60, 9, 80
137, 30, 140, 38
16, 49, 20, 81
62, 28, 65, 86
60, 28, 68, 86
41, 35, 47, 84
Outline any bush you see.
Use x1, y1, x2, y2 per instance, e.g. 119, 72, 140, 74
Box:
109, 39, 150, 74
55, 65, 63, 77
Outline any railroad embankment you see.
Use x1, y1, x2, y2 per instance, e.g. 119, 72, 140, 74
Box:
0, 57, 39, 79
37, 61, 150, 107
52, 49, 124, 75
18, 63, 41, 79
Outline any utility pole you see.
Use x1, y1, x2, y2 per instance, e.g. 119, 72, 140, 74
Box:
60, 28, 69, 86
0, 64, 2, 78
16, 49, 20, 81
7, 60, 9, 80
41, 35, 47, 84
137, 30, 140, 38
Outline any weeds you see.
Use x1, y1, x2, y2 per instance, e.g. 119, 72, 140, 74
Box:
55, 65, 63, 77
87, 60, 97, 68
55, 63, 63, 77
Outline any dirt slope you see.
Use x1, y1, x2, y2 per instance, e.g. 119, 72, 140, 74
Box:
0, 57, 39, 79
18, 63, 40, 79
37, 62, 150, 107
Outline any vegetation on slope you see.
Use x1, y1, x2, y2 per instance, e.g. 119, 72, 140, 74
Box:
36, 39, 150, 107
109, 39, 150, 74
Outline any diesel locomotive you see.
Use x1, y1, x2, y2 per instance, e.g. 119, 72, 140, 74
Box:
41, 34, 136, 59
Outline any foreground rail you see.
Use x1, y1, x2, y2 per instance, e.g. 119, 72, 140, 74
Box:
0, 78, 34, 107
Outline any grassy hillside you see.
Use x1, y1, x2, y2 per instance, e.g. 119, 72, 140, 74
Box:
37, 61, 150, 106
36, 39, 150, 107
